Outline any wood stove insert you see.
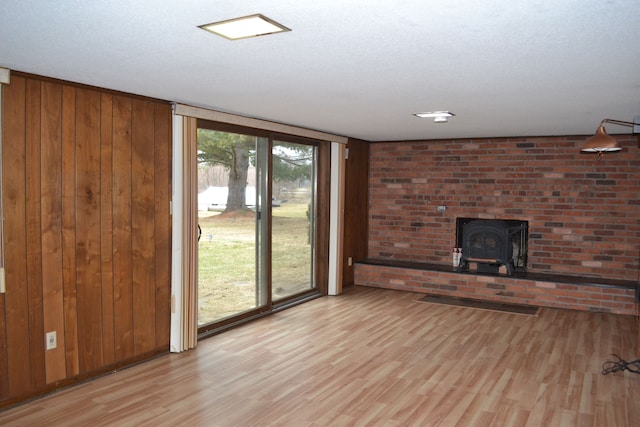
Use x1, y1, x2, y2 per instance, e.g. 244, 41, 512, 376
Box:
456, 218, 528, 275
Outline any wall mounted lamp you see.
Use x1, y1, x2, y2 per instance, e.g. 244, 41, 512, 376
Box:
581, 117, 640, 156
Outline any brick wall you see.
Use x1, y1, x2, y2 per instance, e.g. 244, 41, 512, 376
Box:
368, 135, 640, 282
355, 263, 637, 315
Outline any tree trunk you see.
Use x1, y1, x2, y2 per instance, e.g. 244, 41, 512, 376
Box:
225, 146, 250, 212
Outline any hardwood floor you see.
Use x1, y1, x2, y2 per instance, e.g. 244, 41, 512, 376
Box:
1, 286, 639, 426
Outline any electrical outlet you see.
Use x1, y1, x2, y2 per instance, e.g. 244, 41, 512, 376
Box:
46, 331, 57, 350
348, 257, 353, 266
0, 268, 5, 293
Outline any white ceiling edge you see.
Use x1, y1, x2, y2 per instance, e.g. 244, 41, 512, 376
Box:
0, 0, 638, 142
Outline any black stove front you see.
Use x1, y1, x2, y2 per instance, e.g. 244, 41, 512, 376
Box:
457, 218, 528, 275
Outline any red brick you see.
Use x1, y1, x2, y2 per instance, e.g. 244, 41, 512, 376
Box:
368, 137, 639, 282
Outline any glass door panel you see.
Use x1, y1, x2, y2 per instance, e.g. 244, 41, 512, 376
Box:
271, 141, 317, 301
197, 129, 267, 326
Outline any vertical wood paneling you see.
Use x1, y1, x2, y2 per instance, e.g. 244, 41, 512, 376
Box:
131, 99, 156, 354
112, 95, 134, 361
3, 75, 31, 397
25, 79, 46, 390
75, 88, 104, 373
41, 81, 66, 383
342, 139, 369, 288
1, 72, 172, 408
0, 292, 7, 400
100, 93, 115, 365
61, 85, 79, 377
154, 104, 171, 348
0, 82, 6, 403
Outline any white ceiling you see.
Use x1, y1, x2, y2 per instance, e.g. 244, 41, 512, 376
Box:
1, 0, 639, 141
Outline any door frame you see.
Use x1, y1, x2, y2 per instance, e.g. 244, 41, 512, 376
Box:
170, 105, 347, 350
195, 122, 327, 337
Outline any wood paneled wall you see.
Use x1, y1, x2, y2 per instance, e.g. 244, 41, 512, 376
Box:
0, 73, 172, 407
342, 139, 369, 288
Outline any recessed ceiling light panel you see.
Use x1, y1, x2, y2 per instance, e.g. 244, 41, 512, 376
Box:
413, 111, 455, 118
199, 14, 291, 40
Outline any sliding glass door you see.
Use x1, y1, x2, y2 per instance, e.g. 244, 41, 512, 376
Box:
196, 126, 319, 331
271, 140, 316, 301
196, 130, 268, 325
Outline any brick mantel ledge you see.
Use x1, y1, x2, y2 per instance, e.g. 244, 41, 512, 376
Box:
354, 258, 639, 315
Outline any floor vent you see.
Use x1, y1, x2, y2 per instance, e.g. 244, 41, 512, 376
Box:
418, 294, 539, 315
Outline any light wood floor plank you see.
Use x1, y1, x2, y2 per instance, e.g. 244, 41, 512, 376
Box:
1, 286, 639, 426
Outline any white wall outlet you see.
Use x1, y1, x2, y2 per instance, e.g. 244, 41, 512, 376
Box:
46, 331, 57, 350
348, 257, 353, 266
0, 267, 5, 293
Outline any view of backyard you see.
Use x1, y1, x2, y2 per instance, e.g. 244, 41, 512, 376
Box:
196, 130, 316, 327
197, 201, 313, 325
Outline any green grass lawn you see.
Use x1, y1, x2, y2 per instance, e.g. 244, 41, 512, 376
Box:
198, 202, 313, 325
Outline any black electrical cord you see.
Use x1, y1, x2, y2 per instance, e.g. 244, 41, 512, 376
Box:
601, 354, 640, 375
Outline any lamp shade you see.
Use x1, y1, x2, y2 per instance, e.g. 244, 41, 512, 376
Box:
581, 124, 621, 153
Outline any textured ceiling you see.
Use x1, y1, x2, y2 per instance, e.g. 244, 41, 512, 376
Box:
1, 0, 639, 141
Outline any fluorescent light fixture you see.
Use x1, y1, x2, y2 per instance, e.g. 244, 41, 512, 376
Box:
413, 111, 455, 118
199, 14, 291, 40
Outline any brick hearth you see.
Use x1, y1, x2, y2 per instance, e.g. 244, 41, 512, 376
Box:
355, 259, 637, 315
